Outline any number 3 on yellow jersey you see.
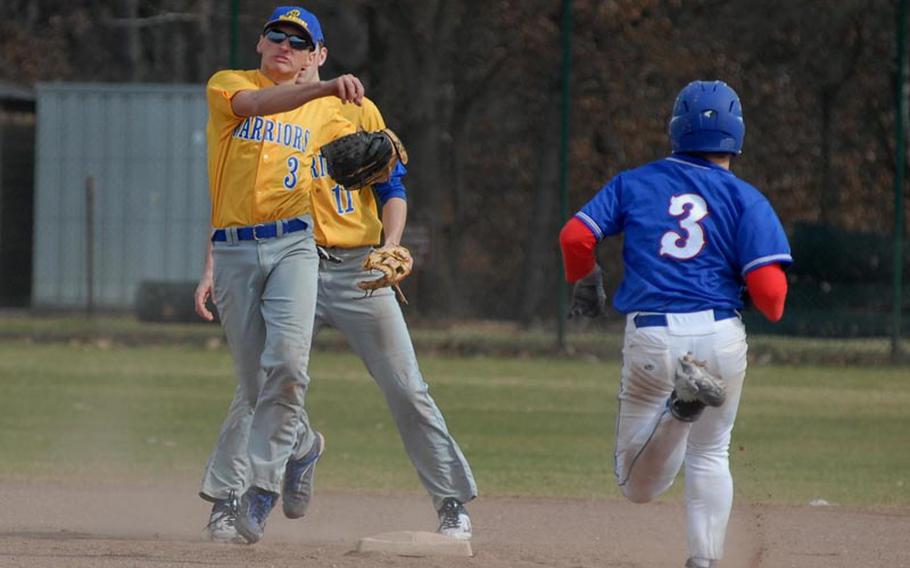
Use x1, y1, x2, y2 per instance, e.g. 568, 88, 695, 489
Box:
284, 156, 300, 190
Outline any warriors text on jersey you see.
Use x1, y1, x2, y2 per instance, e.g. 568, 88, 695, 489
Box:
574, 154, 792, 313
308, 97, 406, 248
206, 69, 355, 228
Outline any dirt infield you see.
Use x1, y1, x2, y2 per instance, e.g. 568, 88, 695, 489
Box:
0, 481, 908, 567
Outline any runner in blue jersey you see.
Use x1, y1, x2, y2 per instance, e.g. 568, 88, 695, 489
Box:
560, 80, 791, 568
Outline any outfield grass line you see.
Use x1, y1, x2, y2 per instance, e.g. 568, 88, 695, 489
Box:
4, 314, 910, 365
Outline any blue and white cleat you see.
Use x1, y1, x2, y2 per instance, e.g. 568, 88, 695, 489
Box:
235, 486, 278, 544
282, 431, 325, 519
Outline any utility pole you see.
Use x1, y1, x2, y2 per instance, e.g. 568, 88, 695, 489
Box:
557, 0, 572, 351
892, 0, 908, 361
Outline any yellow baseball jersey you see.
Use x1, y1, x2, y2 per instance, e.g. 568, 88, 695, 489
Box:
309, 97, 386, 248
205, 69, 355, 228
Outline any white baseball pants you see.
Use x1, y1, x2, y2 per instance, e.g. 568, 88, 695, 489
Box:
614, 310, 748, 562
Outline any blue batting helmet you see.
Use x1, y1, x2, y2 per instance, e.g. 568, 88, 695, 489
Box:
668, 80, 744, 155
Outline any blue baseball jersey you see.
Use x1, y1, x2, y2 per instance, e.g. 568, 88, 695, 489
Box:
575, 154, 792, 313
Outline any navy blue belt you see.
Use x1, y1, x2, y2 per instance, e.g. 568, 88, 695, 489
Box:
212, 218, 308, 242
633, 309, 738, 328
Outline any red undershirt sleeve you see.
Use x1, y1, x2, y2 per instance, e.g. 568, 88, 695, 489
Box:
559, 217, 598, 283
745, 263, 788, 322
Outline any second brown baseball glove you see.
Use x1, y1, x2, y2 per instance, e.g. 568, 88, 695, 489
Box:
358, 245, 414, 304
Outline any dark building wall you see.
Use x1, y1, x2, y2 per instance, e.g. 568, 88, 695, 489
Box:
0, 105, 36, 307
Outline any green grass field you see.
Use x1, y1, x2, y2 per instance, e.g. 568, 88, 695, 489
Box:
0, 340, 907, 507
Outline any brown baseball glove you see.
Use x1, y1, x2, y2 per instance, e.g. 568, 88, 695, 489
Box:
321, 128, 408, 190
358, 245, 414, 304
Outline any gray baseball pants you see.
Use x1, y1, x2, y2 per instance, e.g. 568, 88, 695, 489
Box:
200, 218, 319, 500
307, 245, 477, 510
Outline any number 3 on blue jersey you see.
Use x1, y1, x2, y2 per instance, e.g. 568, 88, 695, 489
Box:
284, 156, 300, 189
660, 194, 708, 260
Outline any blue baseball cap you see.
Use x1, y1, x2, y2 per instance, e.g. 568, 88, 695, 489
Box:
263, 6, 324, 44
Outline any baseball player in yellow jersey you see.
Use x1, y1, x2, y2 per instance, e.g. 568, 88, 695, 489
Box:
195, 15, 477, 544
302, 42, 477, 540
192, 5, 367, 545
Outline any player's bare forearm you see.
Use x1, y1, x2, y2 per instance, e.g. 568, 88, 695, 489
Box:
232, 75, 363, 117
381, 197, 407, 247
201, 239, 214, 278
232, 82, 332, 116
194, 239, 215, 321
